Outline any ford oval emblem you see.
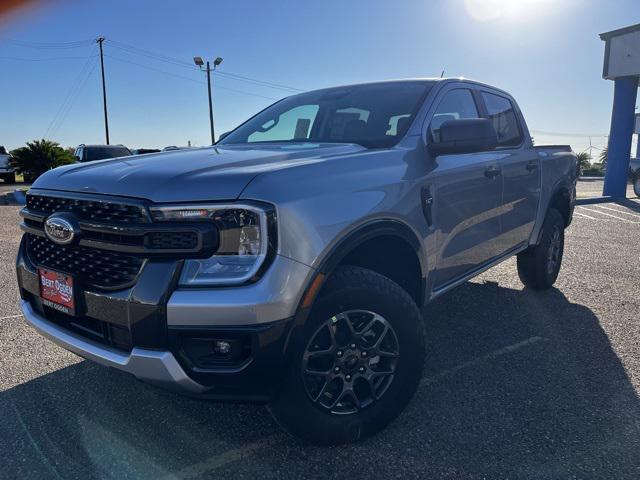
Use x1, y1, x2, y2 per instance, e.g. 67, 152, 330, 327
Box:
44, 216, 76, 245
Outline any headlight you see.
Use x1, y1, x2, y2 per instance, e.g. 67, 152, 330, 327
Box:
149, 203, 274, 286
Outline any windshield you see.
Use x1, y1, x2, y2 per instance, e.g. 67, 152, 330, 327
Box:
84, 146, 132, 162
218, 81, 433, 149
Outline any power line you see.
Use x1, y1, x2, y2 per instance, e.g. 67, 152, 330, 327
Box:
105, 39, 303, 93
45, 53, 99, 138
0, 37, 94, 49
50, 61, 98, 138
105, 54, 281, 100
0, 55, 98, 62
530, 129, 608, 138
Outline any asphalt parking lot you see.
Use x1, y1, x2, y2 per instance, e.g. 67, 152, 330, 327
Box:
1, 181, 639, 479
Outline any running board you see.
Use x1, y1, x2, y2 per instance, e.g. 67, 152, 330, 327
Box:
430, 243, 529, 299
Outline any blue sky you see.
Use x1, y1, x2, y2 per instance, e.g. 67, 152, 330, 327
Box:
0, 0, 638, 154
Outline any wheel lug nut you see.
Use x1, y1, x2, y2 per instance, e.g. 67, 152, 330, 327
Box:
337, 350, 343, 357
361, 351, 368, 357
350, 343, 356, 349
334, 367, 340, 373
359, 366, 365, 373
345, 374, 352, 381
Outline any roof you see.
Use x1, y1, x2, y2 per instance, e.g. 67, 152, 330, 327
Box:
600, 23, 640, 41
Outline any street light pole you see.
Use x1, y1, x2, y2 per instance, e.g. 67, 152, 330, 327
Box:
97, 36, 110, 145
206, 61, 214, 145
194, 56, 223, 145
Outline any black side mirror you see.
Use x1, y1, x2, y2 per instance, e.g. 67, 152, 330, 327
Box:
73, 155, 81, 162
429, 118, 498, 156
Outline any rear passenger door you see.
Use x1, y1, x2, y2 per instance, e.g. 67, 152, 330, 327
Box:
479, 91, 540, 250
428, 87, 504, 290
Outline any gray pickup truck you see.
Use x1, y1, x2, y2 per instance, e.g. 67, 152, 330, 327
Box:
16, 79, 577, 444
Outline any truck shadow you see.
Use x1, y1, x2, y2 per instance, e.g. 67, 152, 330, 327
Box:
2, 281, 639, 478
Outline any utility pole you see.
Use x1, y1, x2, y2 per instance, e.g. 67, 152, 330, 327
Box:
206, 61, 214, 144
97, 36, 110, 145
193, 56, 223, 145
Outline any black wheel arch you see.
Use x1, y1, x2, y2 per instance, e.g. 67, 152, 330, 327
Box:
282, 219, 427, 364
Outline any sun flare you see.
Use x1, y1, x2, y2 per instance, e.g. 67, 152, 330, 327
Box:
464, 0, 554, 21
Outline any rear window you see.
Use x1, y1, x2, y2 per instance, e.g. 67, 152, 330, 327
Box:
84, 146, 131, 162
481, 92, 522, 147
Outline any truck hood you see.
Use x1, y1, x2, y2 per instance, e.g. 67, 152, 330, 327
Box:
32, 143, 365, 202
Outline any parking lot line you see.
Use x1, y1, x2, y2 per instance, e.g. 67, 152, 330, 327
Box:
576, 206, 639, 223
160, 434, 283, 480
420, 336, 546, 387
593, 205, 640, 219
573, 211, 597, 220
0, 314, 23, 321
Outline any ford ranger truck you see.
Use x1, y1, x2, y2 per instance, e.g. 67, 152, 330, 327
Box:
16, 79, 577, 444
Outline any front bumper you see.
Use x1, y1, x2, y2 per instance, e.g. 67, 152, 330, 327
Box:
20, 299, 207, 393
16, 235, 312, 401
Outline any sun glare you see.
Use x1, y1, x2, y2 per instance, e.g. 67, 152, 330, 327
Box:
464, 0, 554, 21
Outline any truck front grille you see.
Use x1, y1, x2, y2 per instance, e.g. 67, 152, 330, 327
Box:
27, 234, 145, 289
26, 193, 149, 223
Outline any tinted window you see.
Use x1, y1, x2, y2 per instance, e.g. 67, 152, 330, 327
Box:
248, 105, 319, 142
481, 92, 522, 147
429, 89, 479, 143
84, 146, 131, 162
219, 82, 433, 149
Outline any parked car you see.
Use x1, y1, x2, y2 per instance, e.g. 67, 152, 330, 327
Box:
74, 144, 132, 162
131, 148, 161, 155
16, 79, 577, 444
0, 146, 16, 184
630, 157, 640, 197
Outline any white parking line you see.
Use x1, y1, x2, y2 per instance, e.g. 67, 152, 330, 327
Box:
577, 206, 638, 223
161, 434, 282, 480
420, 336, 546, 387
0, 314, 23, 321
573, 211, 597, 220
594, 205, 640, 219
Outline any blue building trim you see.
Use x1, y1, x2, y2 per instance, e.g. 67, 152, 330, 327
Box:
603, 77, 639, 197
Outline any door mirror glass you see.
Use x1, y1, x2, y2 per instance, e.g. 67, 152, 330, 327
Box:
428, 118, 498, 156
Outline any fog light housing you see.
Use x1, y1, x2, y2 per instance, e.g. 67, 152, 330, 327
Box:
179, 335, 251, 369
214, 340, 232, 355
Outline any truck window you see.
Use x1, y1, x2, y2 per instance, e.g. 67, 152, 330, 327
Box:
248, 104, 320, 142
429, 89, 479, 143
481, 92, 523, 147
220, 81, 433, 149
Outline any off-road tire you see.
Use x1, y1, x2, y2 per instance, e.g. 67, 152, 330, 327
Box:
269, 265, 425, 445
517, 207, 565, 290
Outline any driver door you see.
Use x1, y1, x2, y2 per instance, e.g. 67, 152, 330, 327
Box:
427, 88, 504, 290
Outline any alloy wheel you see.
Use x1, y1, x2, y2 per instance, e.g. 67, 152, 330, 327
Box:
301, 310, 399, 415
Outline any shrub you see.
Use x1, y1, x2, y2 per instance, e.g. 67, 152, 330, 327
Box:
9, 139, 75, 181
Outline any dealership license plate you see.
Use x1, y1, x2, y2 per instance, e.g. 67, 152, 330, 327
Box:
38, 268, 75, 316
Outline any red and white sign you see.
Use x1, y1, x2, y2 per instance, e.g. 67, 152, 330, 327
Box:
39, 268, 75, 315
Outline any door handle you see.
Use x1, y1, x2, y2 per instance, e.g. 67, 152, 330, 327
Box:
526, 161, 539, 171
484, 166, 501, 178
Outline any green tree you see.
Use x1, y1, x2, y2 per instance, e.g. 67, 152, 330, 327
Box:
9, 139, 75, 181
599, 146, 608, 166
575, 151, 591, 175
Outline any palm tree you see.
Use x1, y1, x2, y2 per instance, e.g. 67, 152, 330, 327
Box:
599, 146, 608, 166
575, 151, 591, 175
9, 139, 75, 182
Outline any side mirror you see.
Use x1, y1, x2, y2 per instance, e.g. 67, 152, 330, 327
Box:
429, 118, 498, 156
73, 155, 81, 162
